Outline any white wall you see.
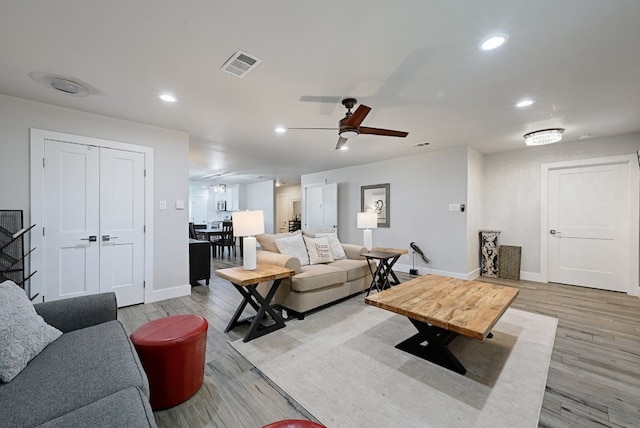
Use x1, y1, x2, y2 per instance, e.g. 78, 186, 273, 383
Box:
0, 94, 190, 301
482, 133, 640, 280
244, 180, 275, 233
466, 147, 484, 274
302, 147, 471, 277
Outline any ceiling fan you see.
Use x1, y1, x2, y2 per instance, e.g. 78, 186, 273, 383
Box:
289, 98, 408, 150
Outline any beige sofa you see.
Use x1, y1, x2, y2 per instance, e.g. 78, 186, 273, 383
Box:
255, 231, 372, 315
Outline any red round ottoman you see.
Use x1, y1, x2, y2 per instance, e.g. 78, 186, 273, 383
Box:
130, 314, 208, 410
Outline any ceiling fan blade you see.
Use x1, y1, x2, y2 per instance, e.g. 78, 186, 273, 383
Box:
358, 127, 408, 138
344, 104, 371, 128
286, 127, 339, 131
335, 136, 348, 150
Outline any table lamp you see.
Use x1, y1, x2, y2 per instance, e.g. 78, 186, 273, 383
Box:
232, 210, 265, 270
357, 212, 377, 251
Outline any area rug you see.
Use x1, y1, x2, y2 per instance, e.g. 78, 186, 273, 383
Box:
230, 297, 557, 428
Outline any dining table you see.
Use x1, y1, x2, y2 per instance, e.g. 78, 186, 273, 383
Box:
200, 226, 243, 256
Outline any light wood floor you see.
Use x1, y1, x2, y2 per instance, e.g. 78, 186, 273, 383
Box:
119, 255, 640, 428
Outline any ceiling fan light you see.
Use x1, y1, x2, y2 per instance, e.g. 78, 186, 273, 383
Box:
523, 128, 565, 146
340, 130, 359, 139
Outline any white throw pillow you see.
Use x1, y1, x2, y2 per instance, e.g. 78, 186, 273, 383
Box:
304, 236, 335, 265
0, 280, 62, 382
314, 232, 347, 260
275, 233, 310, 266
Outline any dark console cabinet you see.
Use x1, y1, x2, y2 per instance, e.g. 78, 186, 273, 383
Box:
189, 239, 211, 285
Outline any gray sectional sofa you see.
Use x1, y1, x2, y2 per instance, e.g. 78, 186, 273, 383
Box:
0, 293, 156, 428
256, 231, 372, 315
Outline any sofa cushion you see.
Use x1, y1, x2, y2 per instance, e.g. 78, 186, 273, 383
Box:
329, 259, 372, 282
291, 265, 347, 293
0, 320, 149, 428
256, 230, 300, 253
275, 233, 309, 266
36, 387, 157, 428
0, 280, 63, 383
304, 236, 334, 265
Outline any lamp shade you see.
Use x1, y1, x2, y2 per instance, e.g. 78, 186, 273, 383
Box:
357, 212, 377, 229
232, 210, 265, 237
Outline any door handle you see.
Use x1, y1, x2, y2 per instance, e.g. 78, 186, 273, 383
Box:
102, 235, 118, 241
550, 230, 562, 235
80, 235, 97, 242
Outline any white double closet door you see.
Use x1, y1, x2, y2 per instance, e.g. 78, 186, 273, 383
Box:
44, 140, 145, 307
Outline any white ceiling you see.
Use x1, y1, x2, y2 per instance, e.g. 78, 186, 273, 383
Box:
2, 1, 640, 186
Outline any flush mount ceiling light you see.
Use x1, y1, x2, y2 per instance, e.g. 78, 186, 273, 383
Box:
29, 72, 90, 97
479, 34, 509, 51
523, 128, 565, 146
274, 127, 286, 133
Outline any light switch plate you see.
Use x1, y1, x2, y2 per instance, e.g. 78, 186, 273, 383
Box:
159, 200, 167, 210
448, 203, 460, 212
175, 200, 185, 210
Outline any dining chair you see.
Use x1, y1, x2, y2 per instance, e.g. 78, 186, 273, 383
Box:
212, 221, 236, 257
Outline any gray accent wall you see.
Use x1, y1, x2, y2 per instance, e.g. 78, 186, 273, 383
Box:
302, 146, 472, 277
0, 94, 190, 299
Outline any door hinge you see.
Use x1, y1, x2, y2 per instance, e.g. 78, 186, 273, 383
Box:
144, 169, 146, 177
143, 281, 146, 289
143, 225, 146, 233
42, 227, 45, 236
43, 158, 45, 168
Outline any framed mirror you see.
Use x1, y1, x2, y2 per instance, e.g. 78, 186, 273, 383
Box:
361, 183, 390, 227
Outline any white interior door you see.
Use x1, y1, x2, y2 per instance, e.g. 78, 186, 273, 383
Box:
43, 140, 145, 306
548, 162, 629, 292
99, 148, 145, 306
44, 140, 100, 299
304, 183, 338, 232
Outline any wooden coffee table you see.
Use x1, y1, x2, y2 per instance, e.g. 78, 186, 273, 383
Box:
365, 274, 518, 375
215, 264, 294, 342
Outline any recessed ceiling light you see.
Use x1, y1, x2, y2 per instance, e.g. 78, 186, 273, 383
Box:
159, 94, 176, 102
516, 99, 535, 108
339, 146, 349, 151
479, 34, 509, 51
275, 127, 286, 133
28, 72, 90, 97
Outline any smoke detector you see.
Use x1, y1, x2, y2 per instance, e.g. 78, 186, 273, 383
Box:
29, 72, 90, 97
220, 50, 262, 78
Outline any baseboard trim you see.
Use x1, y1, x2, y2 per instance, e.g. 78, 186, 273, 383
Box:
146, 283, 191, 304
520, 271, 545, 282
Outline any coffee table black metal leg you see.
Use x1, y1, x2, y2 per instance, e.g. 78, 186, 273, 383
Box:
395, 318, 467, 375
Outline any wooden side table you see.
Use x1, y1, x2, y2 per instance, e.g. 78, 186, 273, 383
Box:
371, 247, 408, 285
215, 264, 294, 342
363, 251, 403, 296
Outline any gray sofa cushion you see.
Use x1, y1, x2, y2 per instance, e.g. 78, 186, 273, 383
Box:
0, 320, 149, 428
36, 387, 156, 428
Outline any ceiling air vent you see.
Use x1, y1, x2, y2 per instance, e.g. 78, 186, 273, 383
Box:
220, 50, 262, 78
411, 141, 431, 147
